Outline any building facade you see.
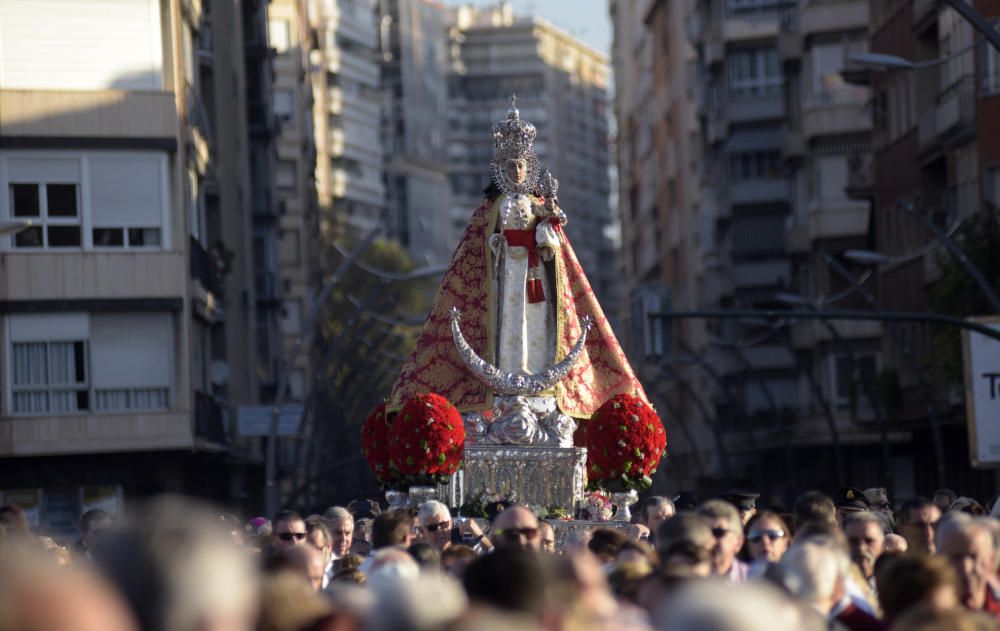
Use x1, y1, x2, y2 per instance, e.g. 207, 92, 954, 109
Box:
311, 0, 387, 242
444, 2, 617, 303
378, 0, 453, 265
0, 0, 280, 534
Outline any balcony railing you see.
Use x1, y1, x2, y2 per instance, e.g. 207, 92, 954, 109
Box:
918, 76, 976, 154
190, 236, 224, 296
194, 390, 228, 445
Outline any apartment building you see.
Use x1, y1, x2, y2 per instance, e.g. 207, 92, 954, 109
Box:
444, 2, 617, 302
311, 0, 387, 241
0, 0, 275, 535
865, 0, 1000, 495
378, 0, 452, 265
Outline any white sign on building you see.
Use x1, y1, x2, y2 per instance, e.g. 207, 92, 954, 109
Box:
962, 317, 1000, 467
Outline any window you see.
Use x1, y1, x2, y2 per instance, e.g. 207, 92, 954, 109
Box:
278, 229, 300, 265
276, 161, 297, 190
7, 157, 82, 248
729, 151, 781, 181
811, 44, 845, 96
727, 0, 793, 13
269, 20, 290, 53
815, 156, 850, 203
11, 340, 89, 414
728, 48, 781, 98
273, 90, 295, 125
2, 152, 169, 251
281, 300, 302, 335
829, 353, 879, 412
7, 312, 172, 416
983, 25, 1000, 95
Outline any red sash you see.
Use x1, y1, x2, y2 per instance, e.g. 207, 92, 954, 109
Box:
503, 228, 545, 303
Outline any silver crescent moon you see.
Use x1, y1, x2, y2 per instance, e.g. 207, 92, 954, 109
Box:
449, 307, 593, 396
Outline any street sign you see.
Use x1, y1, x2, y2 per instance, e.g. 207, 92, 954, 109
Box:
237, 405, 303, 437
962, 317, 1000, 467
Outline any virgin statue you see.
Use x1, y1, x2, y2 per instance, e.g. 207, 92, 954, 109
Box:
388, 97, 648, 446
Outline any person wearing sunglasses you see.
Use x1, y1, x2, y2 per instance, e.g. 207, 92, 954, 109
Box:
745, 510, 790, 566
491, 505, 542, 551
272, 510, 308, 550
696, 500, 747, 582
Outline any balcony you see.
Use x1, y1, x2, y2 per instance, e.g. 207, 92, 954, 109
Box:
0, 90, 177, 140
194, 391, 228, 446
800, 0, 868, 35
0, 412, 193, 456
732, 260, 791, 288
717, 10, 782, 43
729, 179, 788, 205
802, 91, 870, 138
189, 237, 224, 296
918, 77, 977, 155
806, 200, 870, 241
729, 94, 785, 123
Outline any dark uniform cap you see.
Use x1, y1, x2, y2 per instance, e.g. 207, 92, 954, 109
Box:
833, 487, 871, 511
722, 491, 760, 512
672, 491, 699, 512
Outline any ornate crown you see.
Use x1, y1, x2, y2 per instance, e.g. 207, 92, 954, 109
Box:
492, 95, 537, 161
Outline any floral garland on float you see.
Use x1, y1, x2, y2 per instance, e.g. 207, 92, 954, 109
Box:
362, 394, 465, 509
581, 393, 667, 521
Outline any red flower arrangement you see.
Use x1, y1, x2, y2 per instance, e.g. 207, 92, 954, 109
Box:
388, 393, 466, 486
361, 402, 397, 486
584, 393, 667, 492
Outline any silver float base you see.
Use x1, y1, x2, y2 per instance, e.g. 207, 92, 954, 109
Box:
442, 445, 587, 511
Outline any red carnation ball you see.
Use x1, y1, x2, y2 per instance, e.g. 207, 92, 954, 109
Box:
585, 394, 666, 491
361, 402, 395, 484
389, 393, 465, 481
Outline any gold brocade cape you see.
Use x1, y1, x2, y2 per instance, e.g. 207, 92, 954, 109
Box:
387, 197, 649, 419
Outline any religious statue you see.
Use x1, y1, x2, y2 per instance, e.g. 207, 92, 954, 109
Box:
388, 97, 648, 447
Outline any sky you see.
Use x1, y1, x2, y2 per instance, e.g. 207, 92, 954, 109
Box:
441, 0, 613, 55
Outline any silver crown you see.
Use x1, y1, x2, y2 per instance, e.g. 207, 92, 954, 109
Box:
492, 95, 537, 162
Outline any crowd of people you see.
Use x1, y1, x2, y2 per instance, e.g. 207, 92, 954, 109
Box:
1, 486, 999, 631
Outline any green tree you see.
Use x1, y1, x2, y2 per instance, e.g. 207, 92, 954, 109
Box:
926, 205, 1000, 385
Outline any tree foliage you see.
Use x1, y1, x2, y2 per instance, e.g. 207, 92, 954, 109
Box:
925, 205, 1000, 385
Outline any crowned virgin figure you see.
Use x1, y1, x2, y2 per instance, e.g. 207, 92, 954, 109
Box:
388, 97, 648, 446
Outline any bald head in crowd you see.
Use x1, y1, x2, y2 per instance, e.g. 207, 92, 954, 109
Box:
492, 506, 541, 552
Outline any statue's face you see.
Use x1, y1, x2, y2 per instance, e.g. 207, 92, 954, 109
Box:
504, 158, 528, 184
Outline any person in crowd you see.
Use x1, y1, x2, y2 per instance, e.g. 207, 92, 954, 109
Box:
745, 510, 791, 565
933, 489, 959, 514
655, 513, 713, 576
462, 547, 547, 620
885, 533, 908, 553
370, 509, 415, 551
897, 497, 941, 554
287, 544, 328, 591
936, 514, 1000, 620
0, 553, 137, 631
639, 496, 675, 547
0, 505, 31, 539
304, 516, 335, 589
672, 492, 699, 513
94, 496, 258, 631
272, 510, 309, 550
697, 499, 748, 582
833, 488, 872, 527
258, 564, 343, 631
406, 542, 441, 572
652, 579, 828, 631
491, 505, 541, 552
794, 491, 837, 529
441, 544, 478, 578
865, 488, 895, 531
779, 539, 883, 631
324, 507, 355, 561
616, 539, 658, 571
722, 491, 759, 526
350, 517, 373, 557
74, 508, 113, 561
844, 512, 886, 587
588, 528, 629, 565
892, 606, 1000, 631
875, 553, 960, 625
951, 497, 989, 516
417, 500, 490, 553
539, 521, 557, 553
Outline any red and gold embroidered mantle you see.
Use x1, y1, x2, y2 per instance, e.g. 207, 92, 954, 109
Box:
387, 196, 649, 419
